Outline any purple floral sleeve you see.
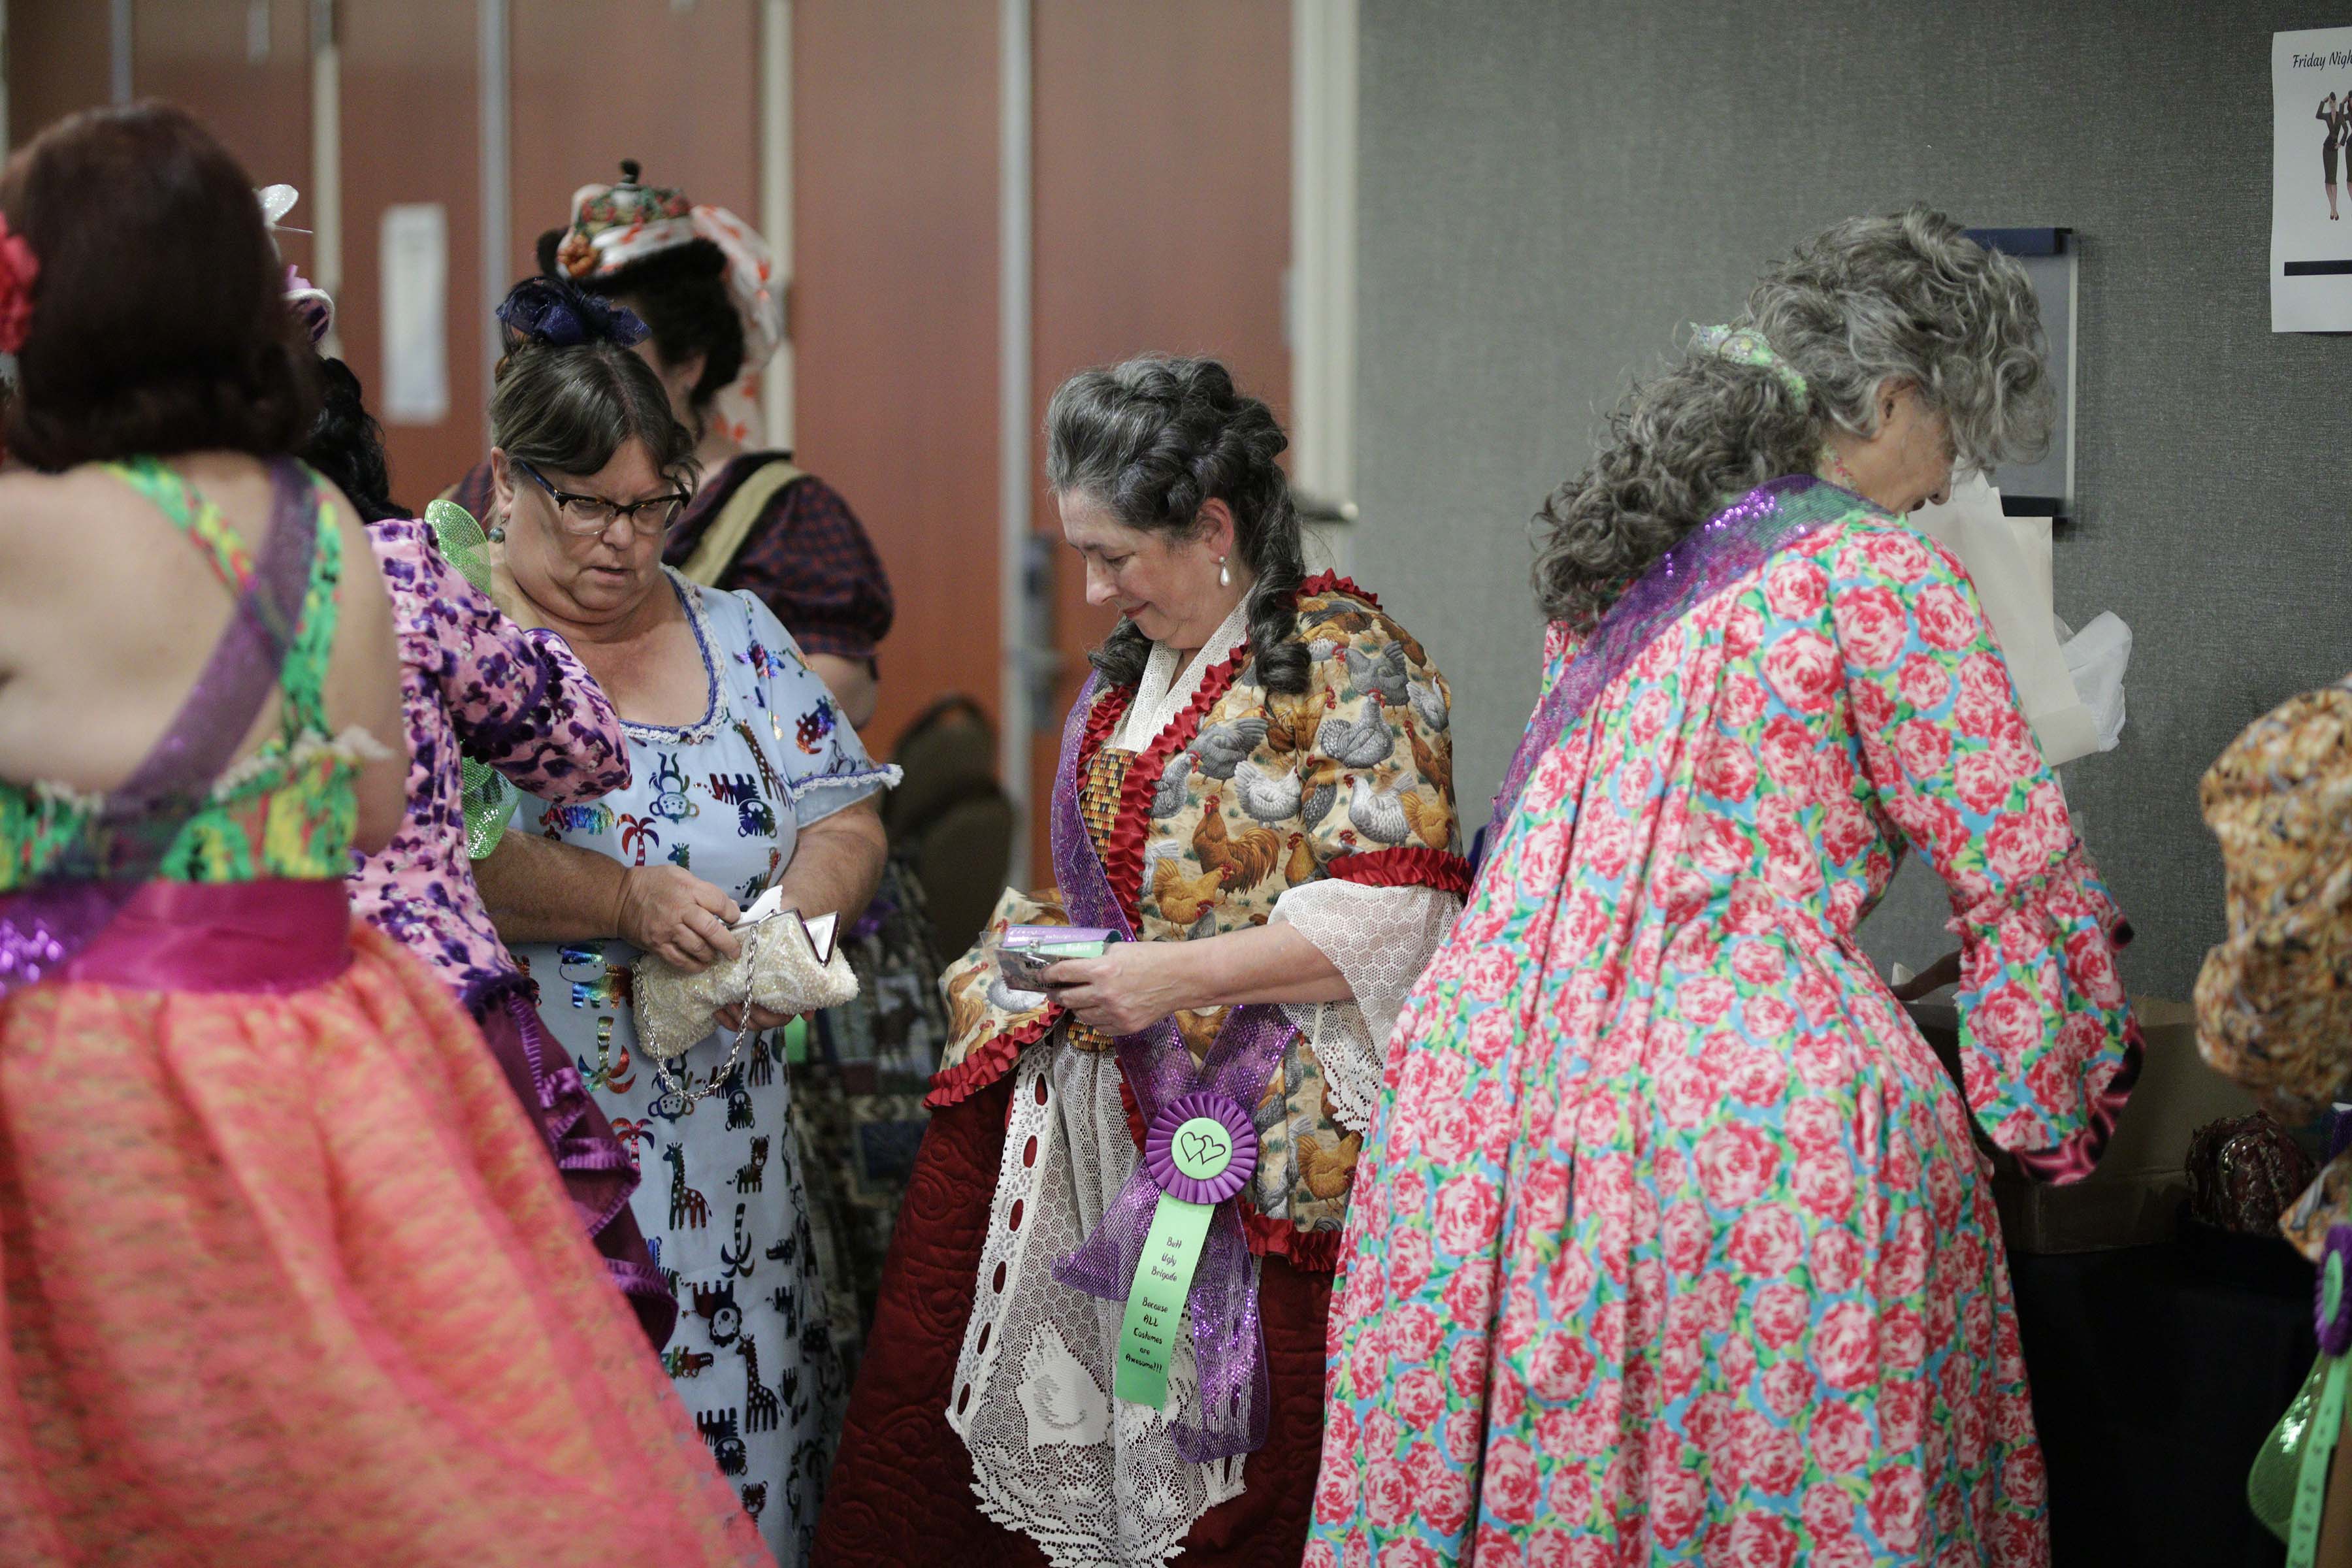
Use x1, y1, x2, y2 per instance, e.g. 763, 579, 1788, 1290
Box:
384, 518, 631, 806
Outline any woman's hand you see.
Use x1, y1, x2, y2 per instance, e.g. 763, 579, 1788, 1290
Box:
1043, 943, 1196, 1037
715, 1003, 799, 1035
616, 865, 742, 972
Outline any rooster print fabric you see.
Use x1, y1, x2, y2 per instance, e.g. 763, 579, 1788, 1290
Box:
1311, 505, 2140, 1568
930, 575, 1470, 1250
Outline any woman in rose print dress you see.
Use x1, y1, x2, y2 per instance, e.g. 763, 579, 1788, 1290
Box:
1314, 210, 2142, 1567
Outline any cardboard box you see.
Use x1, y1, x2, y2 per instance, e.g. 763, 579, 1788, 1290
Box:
1904, 998, 2259, 1254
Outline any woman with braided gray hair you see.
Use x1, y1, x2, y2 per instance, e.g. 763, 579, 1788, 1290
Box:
817, 355, 1467, 1568
1314, 209, 2143, 1565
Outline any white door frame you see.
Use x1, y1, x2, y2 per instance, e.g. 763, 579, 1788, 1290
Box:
1290, 0, 1358, 576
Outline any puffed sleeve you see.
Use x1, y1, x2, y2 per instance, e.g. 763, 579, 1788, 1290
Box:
1266, 593, 1472, 1130
2194, 680, 2352, 1107
723, 474, 896, 668
1827, 527, 2140, 1180
381, 516, 630, 806
730, 590, 898, 828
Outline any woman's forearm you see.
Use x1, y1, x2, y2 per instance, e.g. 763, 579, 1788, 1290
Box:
776, 799, 888, 928
476, 828, 628, 945
1174, 921, 1351, 1010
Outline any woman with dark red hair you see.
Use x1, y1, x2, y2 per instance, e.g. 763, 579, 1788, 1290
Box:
0, 105, 766, 1567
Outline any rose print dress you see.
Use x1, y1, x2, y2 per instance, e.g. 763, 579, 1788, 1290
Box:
513, 570, 896, 1565
1315, 482, 2140, 1568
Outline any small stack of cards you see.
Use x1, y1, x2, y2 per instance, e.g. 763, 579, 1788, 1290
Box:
996, 924, 1124, 990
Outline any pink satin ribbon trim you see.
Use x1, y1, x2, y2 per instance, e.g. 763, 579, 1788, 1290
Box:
42, 880, 352, 994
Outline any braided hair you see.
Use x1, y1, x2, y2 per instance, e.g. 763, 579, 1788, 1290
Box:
1045, 355, 1308, 694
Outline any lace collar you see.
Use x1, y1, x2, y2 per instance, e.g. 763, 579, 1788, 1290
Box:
1111, 596, 1252, 753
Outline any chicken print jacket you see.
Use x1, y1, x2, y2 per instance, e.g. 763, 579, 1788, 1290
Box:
928, 575, 1470, 1255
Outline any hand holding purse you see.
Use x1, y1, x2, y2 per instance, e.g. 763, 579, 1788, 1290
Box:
632, 897, 858, 1104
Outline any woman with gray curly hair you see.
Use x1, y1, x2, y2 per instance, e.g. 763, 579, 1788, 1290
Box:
819, 355, 1469, 1568
1314, 209, 2142, 1565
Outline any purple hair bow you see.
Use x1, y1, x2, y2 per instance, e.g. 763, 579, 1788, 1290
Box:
495, 276, 649, 350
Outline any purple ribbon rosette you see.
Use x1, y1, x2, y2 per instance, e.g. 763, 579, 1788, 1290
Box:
1042, 674, 1295, 1462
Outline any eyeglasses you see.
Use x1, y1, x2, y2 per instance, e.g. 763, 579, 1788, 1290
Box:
514, 459, 688, 539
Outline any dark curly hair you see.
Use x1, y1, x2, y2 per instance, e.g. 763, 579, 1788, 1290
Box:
1045, 355, 1307, 695
1, 103, 318, 472
536, 229, 742, 431
301, 357, 405, 523
1533, 207, 2050, 634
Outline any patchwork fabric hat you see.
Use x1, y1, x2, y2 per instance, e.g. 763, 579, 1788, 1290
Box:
550, 159, 781, 368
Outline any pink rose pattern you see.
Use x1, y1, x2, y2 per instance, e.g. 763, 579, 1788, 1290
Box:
1311, 514, 2136, 1567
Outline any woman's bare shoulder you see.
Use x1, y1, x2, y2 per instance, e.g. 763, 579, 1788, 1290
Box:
0, 469, 139, 591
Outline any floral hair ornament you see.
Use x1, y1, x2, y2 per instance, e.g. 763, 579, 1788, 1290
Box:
0, 212, 39, 357
495, 276, 650, 351
282, 266, 335, 348
1693, 323, 1809, 405
254, 186, 333, 347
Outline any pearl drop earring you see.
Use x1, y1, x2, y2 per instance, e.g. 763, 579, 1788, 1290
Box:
1218, 555, 1231, 589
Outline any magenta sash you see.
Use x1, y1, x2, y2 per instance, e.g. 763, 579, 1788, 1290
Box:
5, 879, 355, 995
0, 459, 321, 1002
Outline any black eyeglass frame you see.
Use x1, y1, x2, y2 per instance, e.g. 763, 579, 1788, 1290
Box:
513, 457, 689, 538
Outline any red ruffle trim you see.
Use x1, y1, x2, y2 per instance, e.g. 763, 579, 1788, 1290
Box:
1329, 845, 1472, 896
1298, 571, 1380, 612
1240, 1201, 1345, 1271
924, 1007, 1061, 1109
1096, 641, 1255, 931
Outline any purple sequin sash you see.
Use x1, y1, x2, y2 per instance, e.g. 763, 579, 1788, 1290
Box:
1488, 474, 1866, 841
1045, 673, 1290, 1462
0, 460, 318, 1000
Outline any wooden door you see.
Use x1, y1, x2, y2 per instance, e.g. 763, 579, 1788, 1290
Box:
7, 1, 314, 272
131, 0, 312, 197
8, 3, 112, 151
336, 0, 485, 506
508, 0, 760, 286
792, 0, 1004, 755
1027, 0, 1292, 876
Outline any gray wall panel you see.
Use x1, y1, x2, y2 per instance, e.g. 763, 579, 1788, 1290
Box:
1356, 0, 2352, 998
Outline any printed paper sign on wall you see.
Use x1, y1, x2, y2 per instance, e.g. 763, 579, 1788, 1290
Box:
2274, 27, 2352, 331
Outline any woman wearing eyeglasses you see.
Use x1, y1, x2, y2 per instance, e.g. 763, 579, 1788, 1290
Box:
470, 278, 897, 1563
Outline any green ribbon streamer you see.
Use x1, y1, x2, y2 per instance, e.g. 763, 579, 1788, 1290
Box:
1113, 1113, 1238, 1409
426, 498, 518, 860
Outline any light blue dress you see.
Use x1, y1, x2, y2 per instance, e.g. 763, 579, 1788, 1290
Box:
514, 570, 895, 1564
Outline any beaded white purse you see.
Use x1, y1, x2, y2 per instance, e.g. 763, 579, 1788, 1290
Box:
632, 897, 857, 1103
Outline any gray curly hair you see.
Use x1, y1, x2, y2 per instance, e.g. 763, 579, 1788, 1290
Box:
1533, 206, 2051, 632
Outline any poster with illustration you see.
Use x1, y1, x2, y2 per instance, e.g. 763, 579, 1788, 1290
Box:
2275, 27, 2352, 331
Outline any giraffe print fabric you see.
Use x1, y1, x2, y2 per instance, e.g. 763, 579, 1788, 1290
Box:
513, 574, 894, 1563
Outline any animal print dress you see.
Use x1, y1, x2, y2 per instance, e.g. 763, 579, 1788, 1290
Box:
514, 572, 897, 1563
